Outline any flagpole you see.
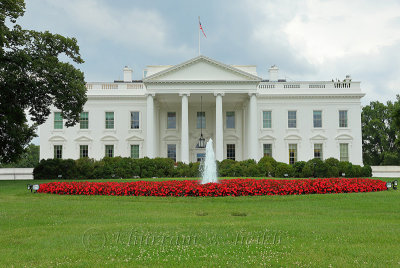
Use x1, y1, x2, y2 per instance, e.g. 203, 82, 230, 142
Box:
198, 16, 200, 56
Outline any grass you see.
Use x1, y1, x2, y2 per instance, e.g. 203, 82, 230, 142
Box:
1, 177, 400, 267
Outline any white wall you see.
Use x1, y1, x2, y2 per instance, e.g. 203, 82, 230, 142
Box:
0, 168, 34, 180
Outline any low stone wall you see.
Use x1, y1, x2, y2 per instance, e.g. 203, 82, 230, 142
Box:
371, 166, 400, 178
0, 168, 34, 180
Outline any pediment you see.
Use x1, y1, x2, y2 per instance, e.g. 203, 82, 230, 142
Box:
100, 135, 119, 141
259, 134, 276, 140
74, 135, 93, 142
126, 135, 144, 141
310, 134, 327, 141
335, 134, 353, 140
49, 135, 66, 142
144, 55, 261, 82
284, 134, 302, 141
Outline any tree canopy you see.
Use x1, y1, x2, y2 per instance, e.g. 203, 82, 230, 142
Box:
362, 95, 400, 165
0, 0, 87, 163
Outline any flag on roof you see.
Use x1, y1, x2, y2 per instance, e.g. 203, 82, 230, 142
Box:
199, 17, 207, 38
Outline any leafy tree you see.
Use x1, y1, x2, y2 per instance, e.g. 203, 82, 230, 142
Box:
361, 97, 400, 165
0, 143, 39, 168
0, 0, 86, 163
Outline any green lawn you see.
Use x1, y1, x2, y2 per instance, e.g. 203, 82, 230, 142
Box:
1, 178, 399, 267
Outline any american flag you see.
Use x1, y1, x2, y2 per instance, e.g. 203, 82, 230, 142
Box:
199, 19, 207, 38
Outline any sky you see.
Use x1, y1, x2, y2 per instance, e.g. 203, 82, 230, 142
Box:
17, 0, 400, 144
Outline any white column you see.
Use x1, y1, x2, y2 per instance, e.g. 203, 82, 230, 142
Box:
248, 93, 258, 160
146, 93, 155, 158
180, 93, 189, 164
215, 93, 224, 161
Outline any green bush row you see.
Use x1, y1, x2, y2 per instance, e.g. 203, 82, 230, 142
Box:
33, 156, 372, 180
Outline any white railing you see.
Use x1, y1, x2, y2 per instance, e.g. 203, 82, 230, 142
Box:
258, 81, 357, 90
86, 83, 144, 90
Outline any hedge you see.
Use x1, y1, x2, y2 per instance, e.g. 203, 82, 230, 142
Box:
33, 156, 372, 180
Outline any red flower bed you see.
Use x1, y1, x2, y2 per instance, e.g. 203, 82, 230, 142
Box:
37, 178, 387, 197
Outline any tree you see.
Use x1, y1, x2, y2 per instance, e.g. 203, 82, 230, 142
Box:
362, 96, 400, 165
0, 0, 86, 163
0, 144, 39, 168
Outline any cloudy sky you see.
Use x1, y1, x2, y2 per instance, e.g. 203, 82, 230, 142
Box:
18, 0, 400, 144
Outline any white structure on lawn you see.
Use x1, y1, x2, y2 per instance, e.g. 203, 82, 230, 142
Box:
40, 55, 364, 165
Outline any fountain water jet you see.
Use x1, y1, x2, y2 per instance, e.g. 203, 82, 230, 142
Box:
200, 139, 218, 184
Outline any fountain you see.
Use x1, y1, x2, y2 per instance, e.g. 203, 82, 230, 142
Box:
200, 139, 218, 184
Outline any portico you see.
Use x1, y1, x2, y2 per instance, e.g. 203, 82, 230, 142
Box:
143, 56, 261, 163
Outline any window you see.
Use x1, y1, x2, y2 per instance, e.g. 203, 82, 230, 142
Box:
313, 110, 322, 128
226, 111, 235, 129
130, 144, 139, 159
167, 112, 176, 129
54, 112, 63, 129
80, 145, 88, 158
340, 143, 349, 161
197, 153, 205, 162
167, 144, 176, 162
130, 112, 140, 129
288, 111, 297, 128
105, 145, 114, 157
80, 112, 89, 129
197, 112, 206, 129
289, 144, 297, 165
263, 144, 272, 157
227, 144, 235, 160
263, 111, 272, 128
314, 143, 323, 160
105, 112, 114, 129
339, 110, 348, 128
54, 145, 62, 159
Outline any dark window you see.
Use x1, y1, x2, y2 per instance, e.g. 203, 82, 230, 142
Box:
167, 144, 176, 162
227, 144, 235, 160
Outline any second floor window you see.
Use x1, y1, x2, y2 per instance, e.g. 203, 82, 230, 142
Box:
131, 112, 139, 129
226, 111, 235, 129
54, 112, 63, 129
167, 112, 176, 129
288, 111, 297, 128
197, 112, 206, 129
263, 111, 272, 128
339, 110, 348, 127
105, 112, 114, 129
313, 110, 322, 128
80, 112, 89, 129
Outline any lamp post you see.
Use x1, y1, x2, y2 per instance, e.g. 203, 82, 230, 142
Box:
196, 96, 206, 149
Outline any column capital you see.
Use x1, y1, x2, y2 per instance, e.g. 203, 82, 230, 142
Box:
145, 92, 156, 97
179, 92, 190, 97
248, 92, 258, 97
214, 92, 225, 97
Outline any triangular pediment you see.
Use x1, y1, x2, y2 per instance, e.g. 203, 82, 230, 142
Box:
74, 135, 93, 142
100, 135, 119, 141
126, 135, 144, 141
48, 135, 66, 142
144, 55, 261, 82
259, 134, 276, 140
310, 134, 327, 141
335, 134, 353, 140
284, 134, 302, 141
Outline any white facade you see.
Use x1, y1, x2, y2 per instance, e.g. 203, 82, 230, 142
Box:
40, 56, 364, 165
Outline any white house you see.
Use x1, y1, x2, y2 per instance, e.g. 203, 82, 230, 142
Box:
39, 55, 364, 165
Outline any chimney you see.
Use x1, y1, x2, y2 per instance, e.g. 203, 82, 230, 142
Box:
268, 65, 279, 82
123, 66, 133, 82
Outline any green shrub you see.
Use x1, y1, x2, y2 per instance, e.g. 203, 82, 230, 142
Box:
75, 158, 95, 179
362, 165, 372, 177
219, 159, 236, 177
302, 158, 328, 178
34, 158, 78, 180
293, 161, 306, 177
338, 161, 353, 177
274, 162, 294, 178
237, 159, 261, 177
258, 156, 277, 177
